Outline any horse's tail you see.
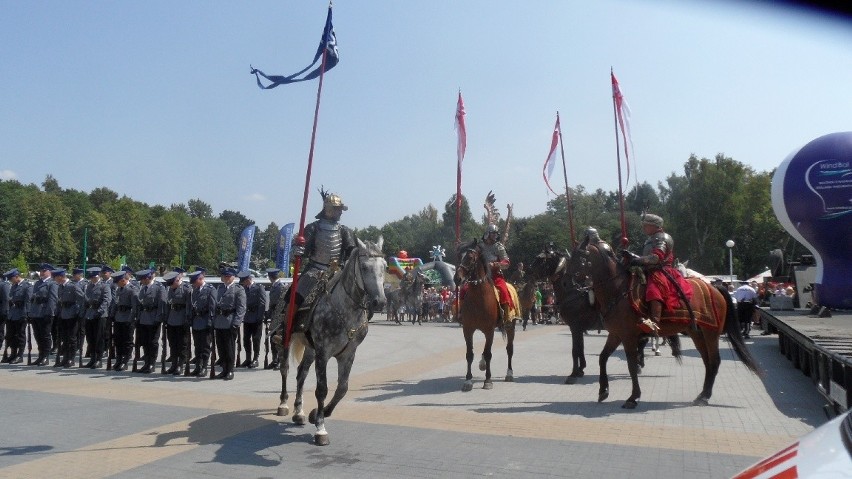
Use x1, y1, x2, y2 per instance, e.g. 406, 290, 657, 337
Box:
717, 285, 763, 376
290, 332, 306, 365
667, 334, 683, 365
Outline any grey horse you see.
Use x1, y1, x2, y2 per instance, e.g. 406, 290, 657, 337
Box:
274, 237, 387, 446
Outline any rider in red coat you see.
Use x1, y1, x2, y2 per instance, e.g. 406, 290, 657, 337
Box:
479, 224, 513, 322
629, 214, 693, 330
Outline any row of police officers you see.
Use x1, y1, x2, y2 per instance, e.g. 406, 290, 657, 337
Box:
0, 264, 290, 380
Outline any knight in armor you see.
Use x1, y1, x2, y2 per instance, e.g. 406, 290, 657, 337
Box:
627, 214, 693, 330
292, 190, 357, 310
479, 223, 513, 322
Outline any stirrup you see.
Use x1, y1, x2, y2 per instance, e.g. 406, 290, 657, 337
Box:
641, 318, 661, 333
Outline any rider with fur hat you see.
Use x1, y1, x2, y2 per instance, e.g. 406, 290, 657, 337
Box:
628, 213, 692, 331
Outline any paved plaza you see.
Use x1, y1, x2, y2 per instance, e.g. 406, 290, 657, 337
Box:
0, 314, 829, 478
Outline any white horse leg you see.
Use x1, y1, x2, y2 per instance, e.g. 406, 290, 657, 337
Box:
478, 354, 486, 371
292, 344, 313, 425
276, 346, 290, 416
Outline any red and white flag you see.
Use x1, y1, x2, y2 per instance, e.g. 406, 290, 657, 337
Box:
455, 92, 467, 169
542, 114, 561, 195
611, 71, 633, 183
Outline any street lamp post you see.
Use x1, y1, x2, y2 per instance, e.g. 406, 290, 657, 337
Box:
725, 239, 735, 282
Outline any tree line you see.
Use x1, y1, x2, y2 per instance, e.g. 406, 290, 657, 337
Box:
1, 153, 797, 280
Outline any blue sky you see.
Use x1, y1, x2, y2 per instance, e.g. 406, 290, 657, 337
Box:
2, 1, 851, 231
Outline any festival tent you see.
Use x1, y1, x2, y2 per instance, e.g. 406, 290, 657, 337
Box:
746, 269, 773, 284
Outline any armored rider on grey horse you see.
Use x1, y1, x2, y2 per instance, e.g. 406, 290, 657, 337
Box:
272, 189, 357, 341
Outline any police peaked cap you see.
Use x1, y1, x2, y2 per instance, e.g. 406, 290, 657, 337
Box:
163, 271, 180, 284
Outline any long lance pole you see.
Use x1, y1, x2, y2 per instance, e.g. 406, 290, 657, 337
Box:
611, 72, 628, 249
555, 112, 576, 247
283, 37, 331, 350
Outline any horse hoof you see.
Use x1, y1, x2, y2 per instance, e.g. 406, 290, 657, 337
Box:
293, 413, 307, 425
564, 376, 577, 385
478, 358, 486, 371
598, 390, 609, 402
277, 405, 290, 417
483, 380, 493, 390
621, 400, 638, 409
637, 366, 643, 375
693, 397, 709, 407
462, 380, 473, 392
575, 370, 584, 378
308, 409, 318, 425
654, 351, 661, 356
505, 369, 513, 382
314, 433, 330, 446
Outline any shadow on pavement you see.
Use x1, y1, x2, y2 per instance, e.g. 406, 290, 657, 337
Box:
153, 409, 305, 467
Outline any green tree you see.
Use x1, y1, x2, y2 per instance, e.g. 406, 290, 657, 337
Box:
103, 197, 151, 267
661, 154, 749, 273
18, 189, 77, 264
219, 210, 253, 246
187, 198, 213, 219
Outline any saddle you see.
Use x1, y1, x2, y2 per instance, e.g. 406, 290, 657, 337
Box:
271, 268, 339, 339
628, 274, 721, 333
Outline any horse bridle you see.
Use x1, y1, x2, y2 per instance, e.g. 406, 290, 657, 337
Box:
571, 244, 629, 319
456, 246, 489, 287
341, 248, 382, 307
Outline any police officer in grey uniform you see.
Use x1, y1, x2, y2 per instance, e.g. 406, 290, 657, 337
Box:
213, 268, 245, 380
29, 263, 59, 365
51, 269, 76, 367
134, 269, 166, 374
3, 269, 31, 364
264, 268, 289, 369
111, 270, 139, 371
70, 267, 88, 361
164, 270, 192, 374
189, 268, 216, 377
238, 271, 268, 368
0, 274, 10, 361
83, 267, 111, 369
55, 268, 85, 367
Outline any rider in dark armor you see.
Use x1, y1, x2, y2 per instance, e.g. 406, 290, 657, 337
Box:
628, 214, 693, 331
479, 223, 513, 322
292, 190, 357, 310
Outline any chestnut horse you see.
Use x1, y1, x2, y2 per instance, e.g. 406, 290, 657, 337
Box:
566, 234, 761, 408
455, 238, 518, 391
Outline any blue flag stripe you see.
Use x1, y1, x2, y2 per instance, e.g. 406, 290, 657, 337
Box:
250, 6, 338, 89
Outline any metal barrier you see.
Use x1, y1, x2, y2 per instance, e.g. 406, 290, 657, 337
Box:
761, 309, 851, 417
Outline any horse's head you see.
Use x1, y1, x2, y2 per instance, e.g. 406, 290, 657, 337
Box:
353, 236, 387, 313
529, 242, 570, 281
454, 238, 482, 285
566, 234, 621, 295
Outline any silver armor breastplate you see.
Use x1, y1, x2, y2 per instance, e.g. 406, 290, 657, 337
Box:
479, 242, 506, 264
311, 219, 342, 266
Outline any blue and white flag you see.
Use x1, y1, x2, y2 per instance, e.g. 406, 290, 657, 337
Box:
276, 223, 295, 276
237, 225, 256, 272
250, 5, 339, 89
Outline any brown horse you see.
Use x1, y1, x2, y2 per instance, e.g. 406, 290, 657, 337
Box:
455, 238, 517, 391
529, 244, 603, 383
517, 281, 537, 327
566, 234, 761, 409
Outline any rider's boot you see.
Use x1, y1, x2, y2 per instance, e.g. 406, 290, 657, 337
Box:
641, 300, 663, 333
500, 304, 512, 325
